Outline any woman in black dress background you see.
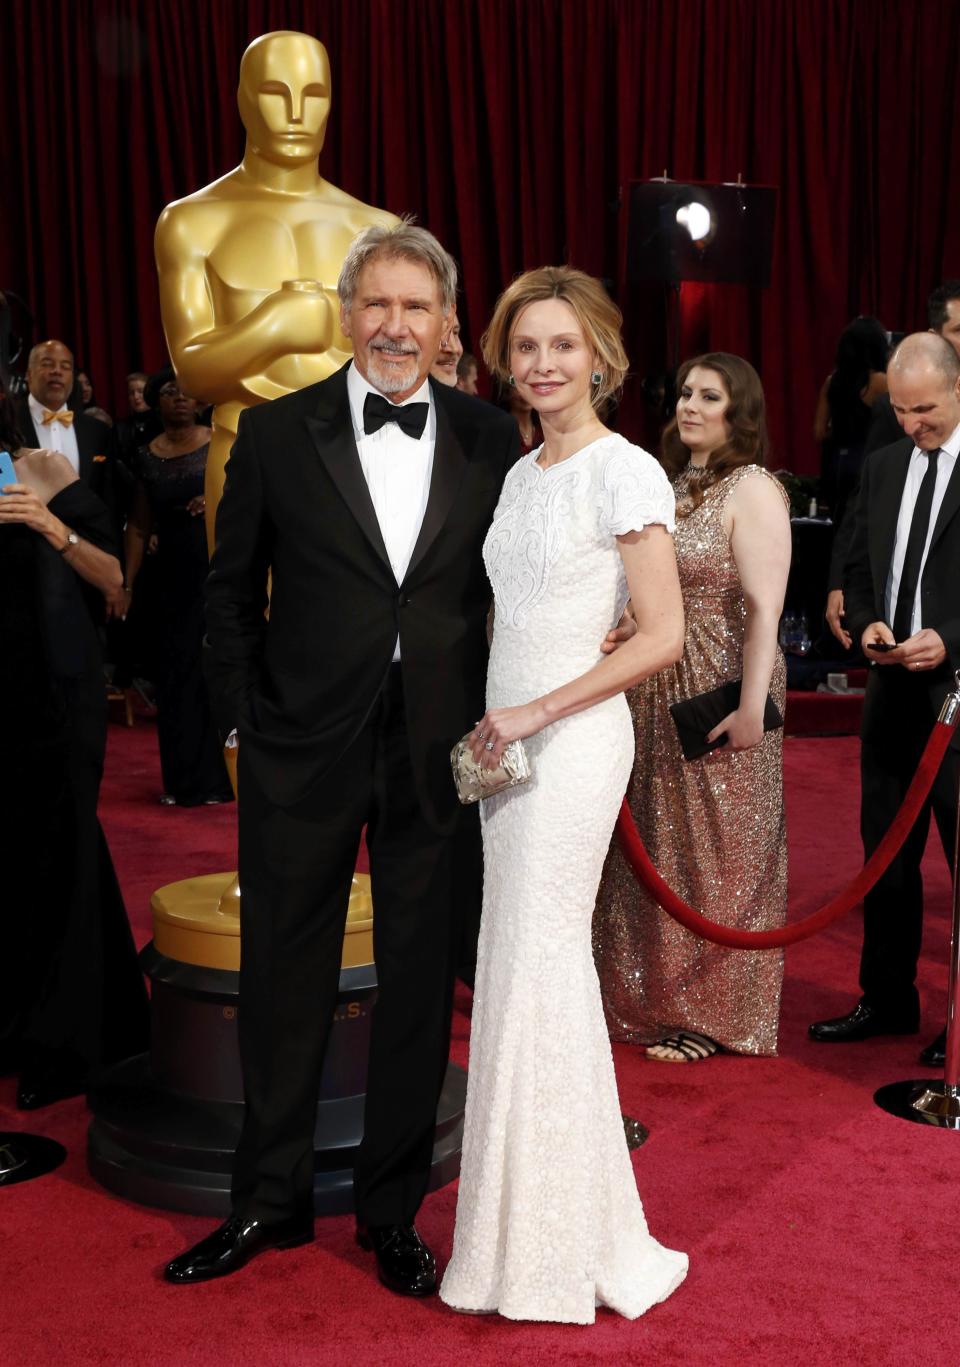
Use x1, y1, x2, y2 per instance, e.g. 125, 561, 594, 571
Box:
120, 369, 232, 807
0, 382, 149, 1109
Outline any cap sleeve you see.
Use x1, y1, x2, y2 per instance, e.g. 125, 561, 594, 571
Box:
599, 442, 676, 537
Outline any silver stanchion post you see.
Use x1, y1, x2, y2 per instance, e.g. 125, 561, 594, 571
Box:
875, 674, 960, 1129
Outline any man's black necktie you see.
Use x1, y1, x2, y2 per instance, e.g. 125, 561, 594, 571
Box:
363, 391, 429, 440
892, 447, 941, 642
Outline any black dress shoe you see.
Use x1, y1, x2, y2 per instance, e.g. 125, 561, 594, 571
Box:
920, 1028, 947, 1068
16, 1067, 87, 1110
164, 1213, 314, 1284
809, 998, 919, 1043
356, 1223, 437, 1297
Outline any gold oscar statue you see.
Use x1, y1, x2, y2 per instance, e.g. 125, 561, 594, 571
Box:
152, 29, 398, 965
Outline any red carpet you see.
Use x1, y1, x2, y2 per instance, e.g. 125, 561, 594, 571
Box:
784, 688, 864, 737
1, 721, 955, 1366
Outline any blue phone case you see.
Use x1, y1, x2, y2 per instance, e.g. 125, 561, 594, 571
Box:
0, 450, 17, 491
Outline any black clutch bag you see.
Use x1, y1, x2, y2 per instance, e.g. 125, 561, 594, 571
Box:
668, 679, 784, 761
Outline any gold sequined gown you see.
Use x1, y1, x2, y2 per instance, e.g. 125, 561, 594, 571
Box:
593, 464, 788, 1056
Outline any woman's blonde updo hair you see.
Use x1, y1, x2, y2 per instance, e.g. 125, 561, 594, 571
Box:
481, 266, 629, 412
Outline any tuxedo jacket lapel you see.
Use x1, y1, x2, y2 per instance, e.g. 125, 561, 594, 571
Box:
15, 398, 42, 449
303, 370, 469, 584
303, 371, 393, 575
75, 417, 94, 483
928, 452, 960, 553
404, 384, 467, 583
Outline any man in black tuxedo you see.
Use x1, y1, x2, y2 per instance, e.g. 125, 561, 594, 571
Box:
165, 224, 519, 1292
825, 281, 960, 649
810, 334, 960, 1066
16, 339, 126, 618
16, 340, 118, 518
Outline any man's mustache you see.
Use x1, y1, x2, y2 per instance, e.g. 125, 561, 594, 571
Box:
371, 338, 420, 356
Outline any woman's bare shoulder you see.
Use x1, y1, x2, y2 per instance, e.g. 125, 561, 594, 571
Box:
724, 465, 791, 518
14, 447, 79, 499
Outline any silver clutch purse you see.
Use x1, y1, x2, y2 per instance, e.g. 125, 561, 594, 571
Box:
450, 732, 532, 805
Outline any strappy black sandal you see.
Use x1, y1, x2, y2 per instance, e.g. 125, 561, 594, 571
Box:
645, 1031, 719, 1063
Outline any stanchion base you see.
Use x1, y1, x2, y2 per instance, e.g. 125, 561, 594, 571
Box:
874, 1079, 960, 1130
0, 1133, 68, 1187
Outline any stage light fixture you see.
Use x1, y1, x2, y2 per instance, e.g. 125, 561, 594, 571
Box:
676, 200, 714, 244
627, 179, 778, 287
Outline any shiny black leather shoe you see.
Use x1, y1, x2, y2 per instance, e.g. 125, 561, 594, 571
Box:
164, 1214, 314, 1284
919, 1028, 947, 1068
808, 998, 919, 1043
356, 1223, 437, 1297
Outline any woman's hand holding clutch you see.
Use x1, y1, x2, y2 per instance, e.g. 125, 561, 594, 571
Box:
705, 706, 765, 751
472, 699, 551, 768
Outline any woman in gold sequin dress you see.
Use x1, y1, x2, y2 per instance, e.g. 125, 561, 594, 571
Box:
594, 353, 791, 1060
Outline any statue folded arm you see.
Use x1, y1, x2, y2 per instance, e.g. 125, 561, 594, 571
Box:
156, 203, 334, 408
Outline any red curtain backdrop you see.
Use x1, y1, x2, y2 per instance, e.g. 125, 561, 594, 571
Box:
2, 0, 958, 472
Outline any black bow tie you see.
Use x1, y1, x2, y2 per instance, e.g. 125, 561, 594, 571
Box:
363, 391, 429, 440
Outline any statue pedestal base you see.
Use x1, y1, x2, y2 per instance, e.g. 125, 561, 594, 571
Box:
86, 873, 465, 1215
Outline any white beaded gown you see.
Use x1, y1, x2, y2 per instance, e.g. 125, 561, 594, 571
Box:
440, 435, 689, 1324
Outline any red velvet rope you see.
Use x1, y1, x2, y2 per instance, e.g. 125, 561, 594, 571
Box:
615, 719, 956, 949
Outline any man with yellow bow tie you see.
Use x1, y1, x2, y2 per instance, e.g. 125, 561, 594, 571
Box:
16, 339, 122, 546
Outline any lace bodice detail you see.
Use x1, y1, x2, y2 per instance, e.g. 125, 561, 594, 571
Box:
482, 435, 675, 700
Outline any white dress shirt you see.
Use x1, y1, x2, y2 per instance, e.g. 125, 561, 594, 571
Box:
28, 391, 80, 473
347, 364, 436, 661
885, 421, 960, 636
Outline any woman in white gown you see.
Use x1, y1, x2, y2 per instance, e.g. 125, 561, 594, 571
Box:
440, 267, 689, 1323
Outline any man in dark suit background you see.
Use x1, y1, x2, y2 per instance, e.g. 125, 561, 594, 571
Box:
16, 340, 117, 509
165, 223, 520, 1292
825, 282, 960, 648
810, 334, 960, 1067
16, 338, 126, 618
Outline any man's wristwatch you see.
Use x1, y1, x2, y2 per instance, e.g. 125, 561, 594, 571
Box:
59, 529, 80, 555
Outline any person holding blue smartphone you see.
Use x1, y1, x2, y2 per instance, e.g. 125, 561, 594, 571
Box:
0, 382, 148, 1109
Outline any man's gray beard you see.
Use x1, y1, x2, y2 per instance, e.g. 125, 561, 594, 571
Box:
367, 344, 420, 396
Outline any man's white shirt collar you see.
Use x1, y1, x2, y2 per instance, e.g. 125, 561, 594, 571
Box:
910, 420, 960, 462
28, 391, 69, 422
26, 391, 80, 472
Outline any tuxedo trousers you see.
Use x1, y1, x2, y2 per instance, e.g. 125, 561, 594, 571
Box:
859, 665, 960, 1016
233, 664, 462, 1226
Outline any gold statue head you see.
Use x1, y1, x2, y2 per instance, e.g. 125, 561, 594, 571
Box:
237, 31, 332, 167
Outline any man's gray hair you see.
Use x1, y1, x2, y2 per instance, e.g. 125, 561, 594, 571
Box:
337, 219, 458, 314
890, 332, 960, 387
